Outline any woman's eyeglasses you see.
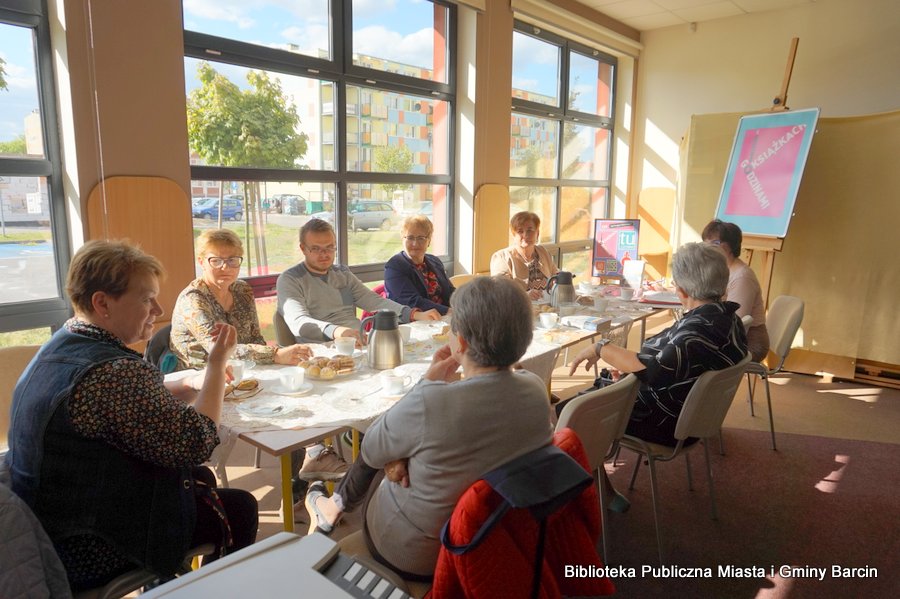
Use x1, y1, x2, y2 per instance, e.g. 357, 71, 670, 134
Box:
403, 235, 430, 244
207, 256, 243, 268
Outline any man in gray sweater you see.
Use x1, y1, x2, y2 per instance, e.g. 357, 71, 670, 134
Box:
277, 218, 441, 344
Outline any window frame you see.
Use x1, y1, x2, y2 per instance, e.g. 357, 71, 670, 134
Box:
510, 20, 617, 266
183, 0, 457, 282
0, 1, 72, 334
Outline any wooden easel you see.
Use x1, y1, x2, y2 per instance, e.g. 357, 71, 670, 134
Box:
747, 37, 800, 306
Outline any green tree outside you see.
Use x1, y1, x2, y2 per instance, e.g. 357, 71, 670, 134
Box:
374, 145, 414, 197
186, 62, 309, 273
0, 134, 26, 155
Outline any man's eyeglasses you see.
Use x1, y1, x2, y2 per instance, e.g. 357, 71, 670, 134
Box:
305, 245, 337, 255
207, 256, 243, 268
515, 228, 537, 237
706, 239, 722, 246
403, 235, 430, 245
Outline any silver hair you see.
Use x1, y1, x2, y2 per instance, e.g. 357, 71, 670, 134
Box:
449, 277, 533, 367
671, 242, 729, 301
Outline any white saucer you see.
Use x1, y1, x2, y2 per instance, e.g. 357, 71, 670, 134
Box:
269, 381, 314, 397
537, 323, 559, 330
237, 397, 305, 417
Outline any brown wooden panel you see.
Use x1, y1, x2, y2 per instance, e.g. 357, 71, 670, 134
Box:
86, 176, 196, 328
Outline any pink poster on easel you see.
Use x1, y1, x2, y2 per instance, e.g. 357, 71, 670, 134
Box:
716, 108, 819, 237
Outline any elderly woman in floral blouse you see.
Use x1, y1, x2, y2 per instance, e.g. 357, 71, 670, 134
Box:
171, 229, 311, 370
6, 240, 257, 591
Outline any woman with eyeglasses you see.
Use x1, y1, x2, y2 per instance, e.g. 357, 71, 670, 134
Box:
490, 211, 558, 300
383, 215, 455, 315
171, 228, 312, 370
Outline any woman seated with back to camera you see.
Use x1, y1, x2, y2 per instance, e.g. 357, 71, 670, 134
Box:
383, 215, 455, 315
170, 228, 311, 370
5, 240, 257, 591
304, 277, 553, 581
567, 243, 747, 510
701, 219, 770, 362
490, 210, 559, 300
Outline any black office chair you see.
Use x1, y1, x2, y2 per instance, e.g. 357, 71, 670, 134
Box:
144, 324, 177, 373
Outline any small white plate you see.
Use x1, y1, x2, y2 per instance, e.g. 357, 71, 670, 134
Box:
237, 397, 304, 417
269, 381, 314, 397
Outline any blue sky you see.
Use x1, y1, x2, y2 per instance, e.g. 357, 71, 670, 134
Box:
183, 0, 438, 93
0, 23, 39, 143
1, 1, 565, 143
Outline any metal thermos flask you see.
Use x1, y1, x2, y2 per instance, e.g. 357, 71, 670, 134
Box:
359, 310, 403, 370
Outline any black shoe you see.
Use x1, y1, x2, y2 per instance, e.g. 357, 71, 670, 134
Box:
292, 477, 310, 504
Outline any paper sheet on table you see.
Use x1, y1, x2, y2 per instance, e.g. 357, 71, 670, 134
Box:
622, 259, 645, 289
639, 291, 681, 305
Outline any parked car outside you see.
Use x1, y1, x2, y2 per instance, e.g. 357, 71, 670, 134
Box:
310, 201, 398, 231
278, 195, 307, 215
191, 197, 243, 220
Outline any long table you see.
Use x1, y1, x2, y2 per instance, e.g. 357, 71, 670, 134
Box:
191, 301, 669, 532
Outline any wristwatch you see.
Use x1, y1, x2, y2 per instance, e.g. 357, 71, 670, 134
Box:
594, 338, 611, 357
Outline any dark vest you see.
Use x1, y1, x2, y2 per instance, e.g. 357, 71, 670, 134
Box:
6, 328, 196, 576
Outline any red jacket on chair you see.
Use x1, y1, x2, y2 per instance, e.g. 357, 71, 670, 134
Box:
429, 428, 615, 598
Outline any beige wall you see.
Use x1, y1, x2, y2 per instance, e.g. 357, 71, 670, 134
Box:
52, 0, 195, 321
58, 0, 191, 219
630, 0, 900, 367
632, 0, 900, 211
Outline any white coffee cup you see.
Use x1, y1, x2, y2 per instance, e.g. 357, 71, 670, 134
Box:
398, 324, 412, 343
380, 370, 412, 395
279, 367, 305, 391
227, 359, 255, 383
619, 287, 635, 301
334, 337, 356, 355
539, 312, 559, 329
593, 297, 609, 312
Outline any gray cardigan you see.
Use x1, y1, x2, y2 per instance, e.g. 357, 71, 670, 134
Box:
361, 369, 554, 576
0, 474, 73, 599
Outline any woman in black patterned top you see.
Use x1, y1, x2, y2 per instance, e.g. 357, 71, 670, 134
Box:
171, 228, 311, 370
6, 240, 258, 591
569, 242, 748, 446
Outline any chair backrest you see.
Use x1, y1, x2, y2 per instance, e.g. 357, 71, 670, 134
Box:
766, 295, 805, 365
143, 324, 176, 372
360, 284, 388, 332
449, 273, 475, 288
555, 374, 639, 472
272, 310, 297, 347
674, 353, 753, 441
1, 345, 41, 452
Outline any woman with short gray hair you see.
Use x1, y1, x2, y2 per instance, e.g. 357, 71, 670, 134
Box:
570, 242, 746, 447
670, 241, 730, 302
305, 276, 553, 579
567, 242, 747, 510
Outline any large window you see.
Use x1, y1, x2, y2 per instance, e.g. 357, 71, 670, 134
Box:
183, 0, 455, 281
0, 1, 69, 343
510, 22, 615, 281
